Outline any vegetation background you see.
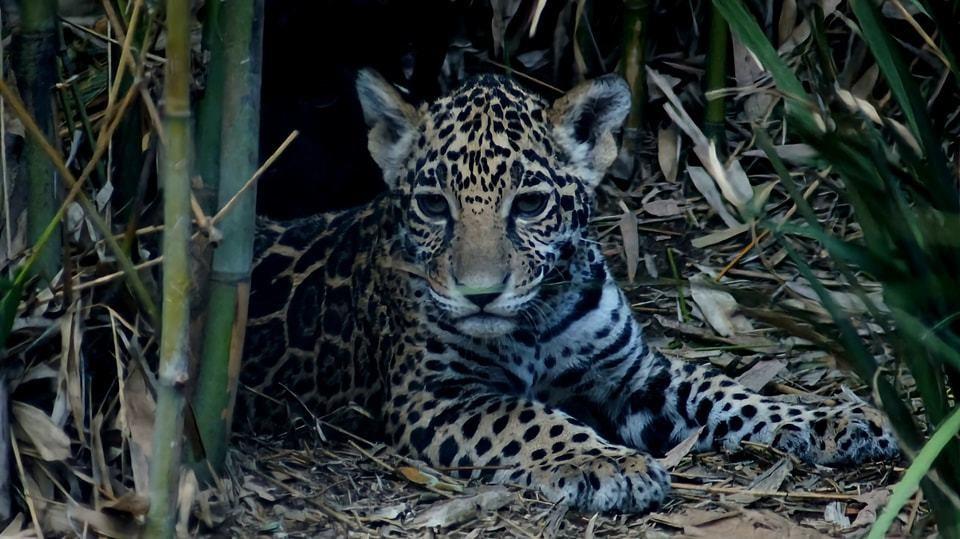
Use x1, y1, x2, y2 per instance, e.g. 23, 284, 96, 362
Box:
0, 0, 957, 536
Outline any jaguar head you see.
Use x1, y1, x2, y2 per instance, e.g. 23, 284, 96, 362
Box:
357, 70, 630, 338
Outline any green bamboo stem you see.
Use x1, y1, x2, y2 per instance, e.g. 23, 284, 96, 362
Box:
194, 0, 264, 475
619, 0, 649, 176
703, 2, 729, 146
144, 0, 192, 534
194, 0, 227, 212
13, 0, 61, 283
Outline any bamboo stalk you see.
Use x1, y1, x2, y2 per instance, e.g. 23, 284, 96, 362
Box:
12, 0, 61, 283
194, 0, 227, 212
194, 0, 265, 475
620, 0, 649, 162
703, 2, 729, 146
144, 0, 192, 534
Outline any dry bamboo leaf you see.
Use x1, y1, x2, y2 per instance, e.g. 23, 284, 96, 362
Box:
852, 64, 880, 98
658, 427, 702, 469
243, 476, 277, 502
91, 413, 114, 499
687, 167, 740, 228
657, 126, 680, 182
887, 117, 922, 155
397, 466, 464, 493
778, 0, 842, 55
785, 280, 886, 314
643, 198, 684, 217
618, 201, 639, 283
100, 492, 151, 517
528, 0, 548, 37
65, 505, 141, 539
705, 141, 753, 211
584, 512, 599, 539
778, 0, 798, 46
122, 364, 155, 493
732, 35, 775, 121
823, 501, 850, 528
690, 274, 754, 337
368, 502, 409, 520
728, 458, 794, 503
176, 469, 199, 537
0, 514, 38, 539
679, 508, 827, 538
408, 487, 513, 528
736, 360, 786, 392
835, 86, 882, 124
11, 402, 71, 462
849, 489, 890, 529
651, 69, 753, 219
691, 222, 751, 249
57, 304, 85, 445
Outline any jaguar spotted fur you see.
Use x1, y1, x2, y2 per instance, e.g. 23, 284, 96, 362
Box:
238, 70, 899, 513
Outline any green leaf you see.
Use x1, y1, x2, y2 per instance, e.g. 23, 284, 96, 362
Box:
868, 404, 960, 539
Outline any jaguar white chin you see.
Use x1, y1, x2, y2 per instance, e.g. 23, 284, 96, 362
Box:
455, 314, 516, 338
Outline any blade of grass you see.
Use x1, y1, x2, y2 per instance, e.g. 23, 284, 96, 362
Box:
868, 404, 960, 539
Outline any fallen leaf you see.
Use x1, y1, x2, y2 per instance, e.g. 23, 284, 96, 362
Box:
736, 360, 786, 392
690, 274, 754, 337
657, 126, 680, 182
849, 488, 891, 529
618, 201, 639, 283
0, 514, 38, 539
658, 427, 702, 469
397, 466, 464, 493
122, 364, 155, 493
823, 501, 850, 528
643, 198, 684, 217
732, 35, 776, 121
584, 511, 599, 539
408, 487, 513, 528
691, 222, 751, 248
367, 502, 408, 520
676, 508, 827, 538
101, 492, 150, 517
176, 469, 198, 537
729, 458, 793, 503
852, 64, 879, 98
11, 402, 71, 461
778, 0, 797, 46
688, 167, 741, 228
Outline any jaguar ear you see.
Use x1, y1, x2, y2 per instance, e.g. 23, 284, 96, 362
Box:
549, 75, 631, 187
356, 69, 419, 187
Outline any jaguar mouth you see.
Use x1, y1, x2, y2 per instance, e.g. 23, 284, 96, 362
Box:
455, 313, 516, 338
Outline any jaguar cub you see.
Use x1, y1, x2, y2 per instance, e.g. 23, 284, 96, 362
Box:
240, 70, 898, 513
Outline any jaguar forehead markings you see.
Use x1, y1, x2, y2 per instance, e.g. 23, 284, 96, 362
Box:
239, 69, 899, 513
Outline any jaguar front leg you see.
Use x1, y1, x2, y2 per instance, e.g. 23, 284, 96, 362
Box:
384, 352, 669, 512
615, 351, 900, 465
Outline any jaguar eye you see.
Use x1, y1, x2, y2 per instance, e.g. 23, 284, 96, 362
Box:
513, 191, 550, 218
415, 193, 449, 219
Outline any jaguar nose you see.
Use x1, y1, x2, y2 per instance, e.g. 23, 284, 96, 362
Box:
464, 291, 501, 309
